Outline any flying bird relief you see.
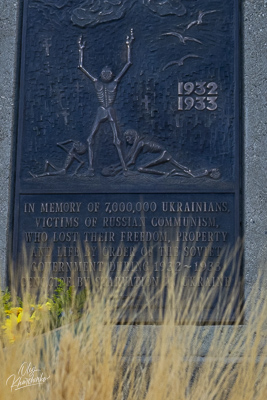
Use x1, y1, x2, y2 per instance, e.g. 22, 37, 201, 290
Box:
163, 55, 202, 71
185, 10, 218, 30
161, 9, 219, 72
161, 32, 202, 45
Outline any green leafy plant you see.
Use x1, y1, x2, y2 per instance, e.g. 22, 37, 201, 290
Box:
0, 278, 88, 344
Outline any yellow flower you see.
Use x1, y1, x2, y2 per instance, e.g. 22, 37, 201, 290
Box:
30, 311, 36, 321
46, 301, 52, 310
2, 301, 53, 343
5, 307, 23, 317
2, 314, 19, 343
17, 311, 23, 324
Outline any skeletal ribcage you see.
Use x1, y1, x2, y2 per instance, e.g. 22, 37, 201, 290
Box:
96, 87, 116, 107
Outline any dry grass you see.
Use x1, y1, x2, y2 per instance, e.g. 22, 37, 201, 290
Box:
1, 247, 267, 400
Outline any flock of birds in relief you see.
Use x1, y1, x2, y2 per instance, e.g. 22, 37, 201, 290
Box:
162, 10, 218, 71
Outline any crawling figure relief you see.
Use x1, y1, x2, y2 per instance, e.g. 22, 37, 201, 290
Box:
30, 140, 87, 178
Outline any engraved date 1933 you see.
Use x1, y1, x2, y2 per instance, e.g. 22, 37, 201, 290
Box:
178, 81, 218, 111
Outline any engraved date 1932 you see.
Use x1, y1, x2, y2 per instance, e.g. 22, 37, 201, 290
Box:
178, 81, 218, 111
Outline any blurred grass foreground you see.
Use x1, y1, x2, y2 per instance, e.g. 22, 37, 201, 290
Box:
1, 247, 267, 400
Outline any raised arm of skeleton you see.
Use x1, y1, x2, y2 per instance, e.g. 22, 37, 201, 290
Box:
114, 29, 134, 83
78, 35, 97, 82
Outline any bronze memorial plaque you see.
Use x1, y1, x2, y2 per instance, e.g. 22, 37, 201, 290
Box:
12, 0, 241, 323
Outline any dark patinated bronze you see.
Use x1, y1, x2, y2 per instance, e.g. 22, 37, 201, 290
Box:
12, 0, 241, 323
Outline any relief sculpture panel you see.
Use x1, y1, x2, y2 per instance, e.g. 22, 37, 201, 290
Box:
13, 0, 241, 323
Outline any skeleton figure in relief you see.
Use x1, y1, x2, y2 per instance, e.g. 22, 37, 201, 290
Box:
78, 29, 135, 176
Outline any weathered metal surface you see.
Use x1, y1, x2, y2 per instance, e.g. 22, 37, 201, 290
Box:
12, 0, 241, 323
